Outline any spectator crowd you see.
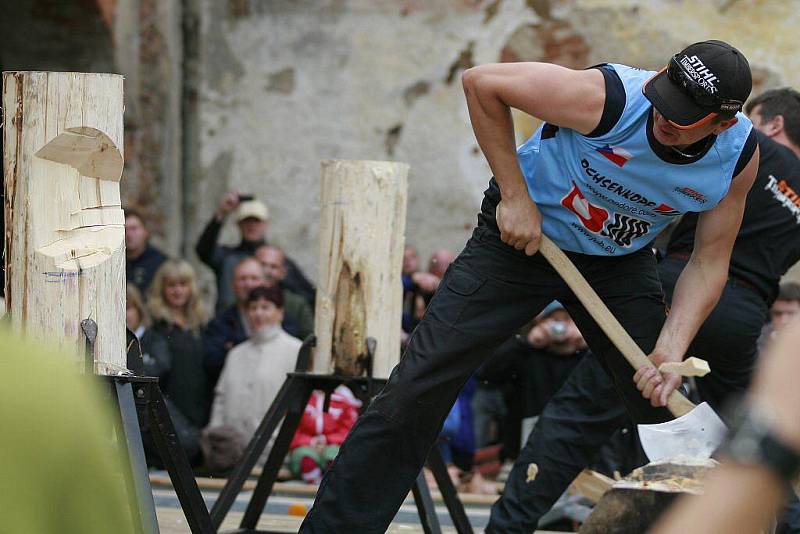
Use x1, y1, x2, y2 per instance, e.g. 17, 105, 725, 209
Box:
124, 192, 320, 475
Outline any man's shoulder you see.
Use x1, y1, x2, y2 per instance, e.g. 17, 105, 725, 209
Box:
580, 63, 653, 141
754, 135, 800, 198
604, 63, 654, 79
144, 244, 168, 262
757, 132, 800, 169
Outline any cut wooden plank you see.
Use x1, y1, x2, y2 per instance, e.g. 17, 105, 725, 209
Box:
659, 357, 711, 377
313, 160, 409, 378
569, 469, 615, 504
2, 72, 126, 372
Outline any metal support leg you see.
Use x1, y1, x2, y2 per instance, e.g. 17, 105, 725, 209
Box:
211, 376, 303, 529
427, 446, 474, 534
113, 380, 160, 534
140, 381, 215, 533
211, 373, 469, 534
240, 382, 313, 528
412, 470, 443, 534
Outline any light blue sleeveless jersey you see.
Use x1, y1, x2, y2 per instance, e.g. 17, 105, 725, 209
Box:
517, 63, 753, 256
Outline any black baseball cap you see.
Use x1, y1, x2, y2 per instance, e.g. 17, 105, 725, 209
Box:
643, 40, 752, 129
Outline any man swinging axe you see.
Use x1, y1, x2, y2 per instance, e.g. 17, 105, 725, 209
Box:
300, 40, 758, 534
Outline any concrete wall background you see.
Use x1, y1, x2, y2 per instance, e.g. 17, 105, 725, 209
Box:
192, 0, 518, 280
190, 0, 800, 283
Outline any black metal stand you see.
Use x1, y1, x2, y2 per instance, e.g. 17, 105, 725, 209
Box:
105, 374, 215, 534
102, 330, 473, 534
211, 337, 474, 534
107, 376, 160, 534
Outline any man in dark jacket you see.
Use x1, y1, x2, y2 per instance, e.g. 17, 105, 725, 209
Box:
255, 244, 314, 336
195, 190, 315, 310
125, 209, 167, 295
477, 301, 587, 458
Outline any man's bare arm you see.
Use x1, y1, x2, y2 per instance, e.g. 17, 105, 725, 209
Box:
462, 63, 606, 255
635, 145, 760, 407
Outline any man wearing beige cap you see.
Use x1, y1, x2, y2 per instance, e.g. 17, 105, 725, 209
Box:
195, 189, 315, 311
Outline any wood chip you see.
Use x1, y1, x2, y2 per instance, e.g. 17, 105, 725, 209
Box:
526, 463, 539, 482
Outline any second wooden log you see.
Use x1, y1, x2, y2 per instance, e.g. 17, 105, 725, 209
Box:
313, 159, 409, 379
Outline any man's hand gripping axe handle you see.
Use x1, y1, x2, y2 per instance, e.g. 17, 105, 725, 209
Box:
537, 235, 695, 418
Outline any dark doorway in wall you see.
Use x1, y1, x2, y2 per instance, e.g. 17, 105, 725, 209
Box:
0, 0, 116, 294
0, 0, 114, 72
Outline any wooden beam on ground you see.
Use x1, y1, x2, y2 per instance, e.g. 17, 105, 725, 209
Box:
313, 159, 409, 378
2, 71, 126, 372
568, 469, 615, 504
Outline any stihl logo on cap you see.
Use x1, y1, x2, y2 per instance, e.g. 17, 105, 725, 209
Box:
680, 55, 718, 94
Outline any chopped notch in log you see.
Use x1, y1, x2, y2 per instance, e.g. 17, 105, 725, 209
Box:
332, 262, 367, 376
35, 127, 123, 181
33, 127, 124, 270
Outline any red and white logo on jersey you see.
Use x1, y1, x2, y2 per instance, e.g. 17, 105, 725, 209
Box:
561, 181, 609, 233
596, 144, 633, 167
653, 203, 680, 216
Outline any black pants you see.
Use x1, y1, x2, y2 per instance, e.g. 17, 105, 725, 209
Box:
299, 180, 671, 533
486, 256, 769, 533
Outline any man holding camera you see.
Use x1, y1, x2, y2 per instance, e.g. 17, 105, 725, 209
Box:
195, 190, 315, 311
476, 302, 587, 459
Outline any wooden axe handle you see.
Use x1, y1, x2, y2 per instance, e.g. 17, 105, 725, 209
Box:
538, 235, 695, 418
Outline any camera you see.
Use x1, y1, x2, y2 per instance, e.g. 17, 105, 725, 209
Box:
546, 321, 568, 341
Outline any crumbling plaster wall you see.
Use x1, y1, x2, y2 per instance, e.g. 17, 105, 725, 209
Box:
193, 0, 800, 280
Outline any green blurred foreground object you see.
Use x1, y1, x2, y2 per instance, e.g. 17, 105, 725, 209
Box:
0, 328, 136, 533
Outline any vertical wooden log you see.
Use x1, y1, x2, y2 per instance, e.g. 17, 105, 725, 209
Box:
314, 160, 409, 379
3, 72, 126, 373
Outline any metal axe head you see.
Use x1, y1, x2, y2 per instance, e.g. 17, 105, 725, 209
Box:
637, 402, 728, 462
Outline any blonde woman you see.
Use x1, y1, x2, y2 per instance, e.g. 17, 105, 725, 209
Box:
148, 259, 211, 446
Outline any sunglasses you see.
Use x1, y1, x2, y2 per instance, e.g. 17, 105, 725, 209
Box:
667, 55, 743, 113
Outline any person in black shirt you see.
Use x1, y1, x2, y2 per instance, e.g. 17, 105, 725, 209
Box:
487, 88, 800, 533
476, 302, 587, 458
125, 208, 167, 296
